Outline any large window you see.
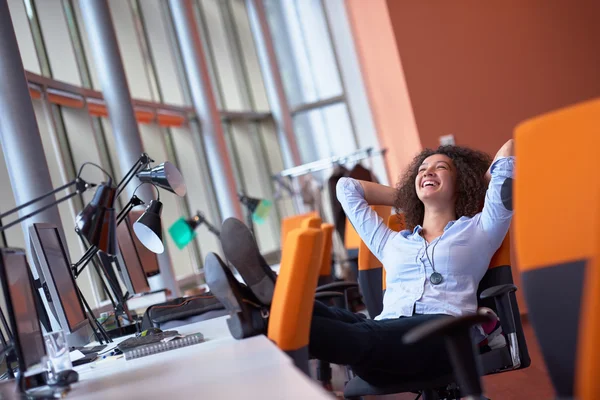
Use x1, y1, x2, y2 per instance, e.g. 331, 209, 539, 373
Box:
263, 0, 359, 164
2, 0, 382, 305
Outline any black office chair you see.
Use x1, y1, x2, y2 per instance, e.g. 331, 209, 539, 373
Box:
342, 229, 530, 400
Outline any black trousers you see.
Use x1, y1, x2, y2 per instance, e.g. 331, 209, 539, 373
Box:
309, 301, 453, 386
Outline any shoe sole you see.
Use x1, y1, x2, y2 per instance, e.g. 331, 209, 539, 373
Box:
204, 252, 261, 339
220, 218, 276, 305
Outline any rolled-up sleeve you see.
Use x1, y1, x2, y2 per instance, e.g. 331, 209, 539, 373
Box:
478, 156, 515, 251
336, 177, 393, 261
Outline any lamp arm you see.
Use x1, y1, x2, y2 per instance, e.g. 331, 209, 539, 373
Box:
116, 195, 145, 225
203, 220, 221, 237
115, 153, 153, 198
72, 246, 99, 278
0, 178, 90, 221
0, 190, 81, 233
195, 212, 221, 237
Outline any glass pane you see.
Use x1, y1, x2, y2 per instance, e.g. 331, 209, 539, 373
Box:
263, 0, 342, 107
256, 120, 295, 221
226, 122, 280, 252
198, 0, 248, 111
139, 0, 187, 105
138, 125, 197, 279
7, 0, 41, 73
227, 0, 270, 112
293, 103, 357, 165
169, 126, 223, 260
107, 0, 154, 101
34, 0, 82, 86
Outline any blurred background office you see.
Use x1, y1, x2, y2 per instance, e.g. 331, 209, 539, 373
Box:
1, 0, 599, 357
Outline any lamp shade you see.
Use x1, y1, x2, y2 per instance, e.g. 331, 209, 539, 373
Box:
133, 200, 164, 254
168, 216, 197, 250
75, 183, 118, 255
239, 194, 272, 225
136, 162, 186, 197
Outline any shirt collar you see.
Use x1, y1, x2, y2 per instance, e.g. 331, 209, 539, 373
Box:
407, 220, 458, 239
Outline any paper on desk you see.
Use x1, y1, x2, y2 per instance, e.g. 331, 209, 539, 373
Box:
69, 350, 85, 362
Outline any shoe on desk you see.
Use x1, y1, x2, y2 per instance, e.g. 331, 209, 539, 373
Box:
204, 252, 268, 339
220, 217, 276, 306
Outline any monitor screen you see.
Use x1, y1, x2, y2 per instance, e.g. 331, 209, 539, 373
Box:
34, 227, 87, 332
0, 249, 46, 371
116, 216, 150, 294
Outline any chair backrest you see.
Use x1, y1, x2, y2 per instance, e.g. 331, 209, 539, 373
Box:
267, 226, 324, 374
576, 202, 600, 400
318, 223, 335, 284
344, 218, 362, 250
382, 214, 406, 290
357, 207, 392, 317
301, 216, 322, 229
281, 211, 318, 248
514, 98, 600, 397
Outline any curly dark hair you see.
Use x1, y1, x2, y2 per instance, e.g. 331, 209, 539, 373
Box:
394, 145, 492, 231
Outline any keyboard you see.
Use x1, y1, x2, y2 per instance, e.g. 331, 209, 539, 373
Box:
117, 331, 180, 352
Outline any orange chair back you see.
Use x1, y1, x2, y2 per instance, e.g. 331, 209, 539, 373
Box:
357, 207, 392, 273
576, 202, 600, 399
301, 216, 322, 229
344, 218, 361, 250
319, 223, 334, 277
281, 211, 318, 248
514, 98, 600, 397
268, 227, 324, 372
381, 213, 406, 289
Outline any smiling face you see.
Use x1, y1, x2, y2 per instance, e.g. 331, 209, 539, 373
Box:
415, 154, 457, 205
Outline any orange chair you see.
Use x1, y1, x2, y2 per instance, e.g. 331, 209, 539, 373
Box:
576, 203, 600, 400
318, 223, 335, 285
514, 98, 600, 398
356, 207, 393, 317
344, 217, 362, 250
267, 226, 325, 374
280, 211, 318, 248
300, 215, 322, 229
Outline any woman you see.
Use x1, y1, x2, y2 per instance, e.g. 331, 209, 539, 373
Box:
206, 139, 515, 385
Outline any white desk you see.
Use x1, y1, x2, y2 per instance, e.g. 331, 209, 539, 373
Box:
68, 316, 332, 399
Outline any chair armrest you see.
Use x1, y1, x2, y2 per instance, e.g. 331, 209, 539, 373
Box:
403, 314, 493, 398
316, 281, 359, 293
403, 314, 492, 344
480, 284, 516, 300
314, 291, 345, 301
479, 283, 521, 369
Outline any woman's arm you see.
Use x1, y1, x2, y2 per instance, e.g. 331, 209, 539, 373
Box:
336, 178, 395, 260
356, 180, 397, 207
485, 139, 514, 182
479, 139, 515, 250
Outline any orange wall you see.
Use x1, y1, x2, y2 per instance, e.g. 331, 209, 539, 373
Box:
345, 0, 422, 184
385, 0, 600, 156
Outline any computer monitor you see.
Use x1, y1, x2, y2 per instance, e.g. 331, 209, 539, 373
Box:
0, 248, 46, 374
29, 223, 93, 348
115, 213, 151, 295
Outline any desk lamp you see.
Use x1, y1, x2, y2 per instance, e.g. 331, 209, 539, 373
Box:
169, 211, 220, 249
238, 194, 272, 235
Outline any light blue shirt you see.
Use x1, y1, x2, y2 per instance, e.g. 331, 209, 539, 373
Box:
336, 156, 515, 320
